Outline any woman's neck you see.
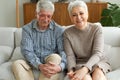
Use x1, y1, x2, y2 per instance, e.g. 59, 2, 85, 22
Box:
76, 22, 88, 30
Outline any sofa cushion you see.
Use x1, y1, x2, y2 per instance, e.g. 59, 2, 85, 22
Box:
0, 62, 15, 80
0, 61, 64, 80
10, 47, 24, 61
106, 69, 120, 80
104, 44, 111, 54
0, 46, 13, 64
105, 47, 120, 70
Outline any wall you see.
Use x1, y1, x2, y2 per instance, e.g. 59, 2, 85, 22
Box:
0, 0, 30, 27
85, 0, 120, 3
0, 0, 119, 27
104, 0, 120, 4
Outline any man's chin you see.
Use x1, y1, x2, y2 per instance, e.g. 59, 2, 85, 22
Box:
41, 24, 49, 27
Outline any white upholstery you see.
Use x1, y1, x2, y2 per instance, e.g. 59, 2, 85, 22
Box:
103, 27, 120, 80
14, 28, 22, 47
0, 62, 15, 80
105, 47, 120, 70
0, 26, 120, 80
103, 27, 120, 47
0, 27, 16, 47
0, 46, 13, 64
106, 69, 120, 80
10, 47, 24, 61
0, 27, 16, 65
103, 27, 120, 70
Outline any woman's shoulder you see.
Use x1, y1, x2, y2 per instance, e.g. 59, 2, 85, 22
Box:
88, 22, 103, 30
64, 25, 75, 32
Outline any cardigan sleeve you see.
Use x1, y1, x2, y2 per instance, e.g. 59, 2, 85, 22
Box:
84, 24, 104, 71
63, 31, 76, 71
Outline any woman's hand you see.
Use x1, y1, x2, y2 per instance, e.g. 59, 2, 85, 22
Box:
71, 67, 89, 80
67, 70, 75, 79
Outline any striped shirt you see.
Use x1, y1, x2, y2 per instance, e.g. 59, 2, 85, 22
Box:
21, 19, 66, 71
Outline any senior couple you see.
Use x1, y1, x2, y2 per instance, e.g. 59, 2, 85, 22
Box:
12, 0, 111, 80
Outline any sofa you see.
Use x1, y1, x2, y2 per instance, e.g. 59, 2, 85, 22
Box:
0, 26, 120, 80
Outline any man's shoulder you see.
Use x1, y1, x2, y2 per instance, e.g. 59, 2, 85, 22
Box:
22, 20, 36, 31
51, 21, 64, 32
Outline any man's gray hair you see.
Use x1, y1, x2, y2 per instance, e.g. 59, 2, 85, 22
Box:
68, 0, 88, 15
36, 0, 55, 13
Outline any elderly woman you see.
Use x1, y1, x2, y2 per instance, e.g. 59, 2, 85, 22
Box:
64, 0, 111, 80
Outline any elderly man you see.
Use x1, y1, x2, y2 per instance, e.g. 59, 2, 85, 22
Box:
12, 0, 66, 80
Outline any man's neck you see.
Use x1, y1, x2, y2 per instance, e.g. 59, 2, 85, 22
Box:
39, 26, 48, 30
37, 22, 49, 30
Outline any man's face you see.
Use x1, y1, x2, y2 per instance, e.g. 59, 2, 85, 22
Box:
36, 9, 53, 27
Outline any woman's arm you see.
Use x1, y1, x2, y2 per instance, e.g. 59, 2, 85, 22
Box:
63, 31, 76, 71
85, 25, 104, 71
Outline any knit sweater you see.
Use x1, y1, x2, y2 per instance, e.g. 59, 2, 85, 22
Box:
64, 22, 111, 73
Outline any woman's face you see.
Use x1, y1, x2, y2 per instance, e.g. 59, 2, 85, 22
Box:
70, 6, 88, 29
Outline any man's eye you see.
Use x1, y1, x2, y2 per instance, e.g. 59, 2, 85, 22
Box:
47, 15, 51, 18
39, 14, 44, 17
72, 14, 77, 17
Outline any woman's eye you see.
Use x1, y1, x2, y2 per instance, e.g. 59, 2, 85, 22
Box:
79, 12, 84, 15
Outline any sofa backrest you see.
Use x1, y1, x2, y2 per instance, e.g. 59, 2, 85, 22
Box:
103, 27, 120, 47
15, 28, 22, 47
0, 27, 16, 48
14, 26, 120, 70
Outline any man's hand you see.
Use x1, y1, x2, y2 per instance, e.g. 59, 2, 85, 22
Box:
39, 62, 61, 78
48, 62, 61, 73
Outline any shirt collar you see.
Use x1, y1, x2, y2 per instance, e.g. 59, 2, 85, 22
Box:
32, 20, 54, 31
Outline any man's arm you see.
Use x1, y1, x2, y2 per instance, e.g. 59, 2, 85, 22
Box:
21, 27, 41, 70
56, 28, 67, 71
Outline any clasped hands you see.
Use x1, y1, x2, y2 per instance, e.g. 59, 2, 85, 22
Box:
39, 61, 61, 78
67, 67, 88, 80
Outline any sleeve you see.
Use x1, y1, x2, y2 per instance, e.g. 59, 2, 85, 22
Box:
63, 31, 76, 72
21, 27, 41, 70
56, 29, 67, 71
84, 25, 104, 71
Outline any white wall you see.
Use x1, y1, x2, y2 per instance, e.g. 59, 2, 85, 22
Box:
0, 0, 119, 27
0, 0, 30, 27
84, 0, 120, 3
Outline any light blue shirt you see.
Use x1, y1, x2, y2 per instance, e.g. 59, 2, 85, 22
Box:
21, 19, 66, 71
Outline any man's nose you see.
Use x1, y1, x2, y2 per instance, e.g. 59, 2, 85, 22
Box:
77, 15, 81, 19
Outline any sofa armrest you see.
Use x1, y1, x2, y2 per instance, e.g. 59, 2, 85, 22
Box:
9, 47, 24, 61
0, 46, 13, 65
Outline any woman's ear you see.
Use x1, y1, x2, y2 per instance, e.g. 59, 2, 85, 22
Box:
35, 12, 37, 18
